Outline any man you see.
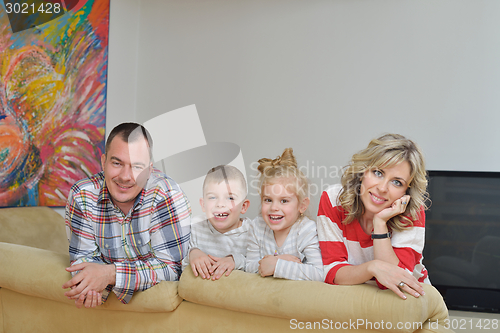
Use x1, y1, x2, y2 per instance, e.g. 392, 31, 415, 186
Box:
62, 123, 191, 308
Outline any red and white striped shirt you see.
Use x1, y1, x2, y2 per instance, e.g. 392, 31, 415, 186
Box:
317, 184, 429, 287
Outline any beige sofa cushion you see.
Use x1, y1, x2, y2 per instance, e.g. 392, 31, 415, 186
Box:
179, 269, 450, 332
0, 242, 182, 312
0, 207, 68, 254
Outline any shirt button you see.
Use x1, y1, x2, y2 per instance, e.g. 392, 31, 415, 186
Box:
138, 240, 142, 245
105, 244, 109, 248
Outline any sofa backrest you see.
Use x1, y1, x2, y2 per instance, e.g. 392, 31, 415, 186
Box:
0, 207, 68, 254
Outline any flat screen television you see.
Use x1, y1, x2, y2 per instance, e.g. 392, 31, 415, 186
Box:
423, 170, 500, 313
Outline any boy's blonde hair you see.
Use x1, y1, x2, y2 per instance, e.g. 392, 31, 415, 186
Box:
257, 148, 309, 204
339, 133, 428, 231
203, 165, 247, 197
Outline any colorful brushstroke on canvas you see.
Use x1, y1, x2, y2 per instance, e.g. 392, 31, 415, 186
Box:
0, 0, 108, 206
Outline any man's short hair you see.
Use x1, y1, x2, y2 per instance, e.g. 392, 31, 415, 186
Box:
203, 165, 247, 197
105, 123, 154, 161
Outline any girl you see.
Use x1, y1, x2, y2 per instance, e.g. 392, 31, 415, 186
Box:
245, 148, 323, 281
317, 134, 429, 299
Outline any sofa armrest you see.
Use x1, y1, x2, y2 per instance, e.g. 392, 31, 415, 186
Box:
0, 242, 182, 312
179, 269, 451, 332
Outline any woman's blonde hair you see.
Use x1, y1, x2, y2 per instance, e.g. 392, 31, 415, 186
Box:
339, 134, 428, 231
257, 148, 309, 205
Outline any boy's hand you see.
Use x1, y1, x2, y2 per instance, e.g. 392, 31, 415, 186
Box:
190, 249, 215, 279
207, 255, 235, 280
276, 254, 301, 263
258, 255, 278, 277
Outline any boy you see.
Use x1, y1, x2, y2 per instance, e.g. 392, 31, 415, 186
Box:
182, 165, 250, 280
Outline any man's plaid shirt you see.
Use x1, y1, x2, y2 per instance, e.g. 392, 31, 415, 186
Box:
65, 168, 191, 304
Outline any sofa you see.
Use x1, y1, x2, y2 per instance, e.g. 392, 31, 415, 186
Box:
0, 207, 453, 332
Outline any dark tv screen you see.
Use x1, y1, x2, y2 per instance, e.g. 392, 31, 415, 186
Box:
423, 171, 500, 313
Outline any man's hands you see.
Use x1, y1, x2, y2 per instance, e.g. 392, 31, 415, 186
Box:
258, 254, 301, 277
189, 249, 236, 280
62, 262, 116, 309
72, 290, 103, 309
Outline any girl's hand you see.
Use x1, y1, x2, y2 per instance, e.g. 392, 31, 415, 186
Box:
258, 255, 278, 277
276, 254, 301, 263
374, 195, 411, 224
368, 260, 425, 300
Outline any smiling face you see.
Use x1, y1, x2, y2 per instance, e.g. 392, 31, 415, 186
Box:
200, 180, 250, 233
359, 161, 411, 218
101, 136, 151, 214
261, 179, 309, 238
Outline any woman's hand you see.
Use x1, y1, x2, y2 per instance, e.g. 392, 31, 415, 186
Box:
374, 195, 411, 227
368, 259, 425, 300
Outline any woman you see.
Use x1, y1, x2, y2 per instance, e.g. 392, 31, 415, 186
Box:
317, 133, 429, 299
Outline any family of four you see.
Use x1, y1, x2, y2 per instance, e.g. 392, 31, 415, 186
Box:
63, 122, 429, 308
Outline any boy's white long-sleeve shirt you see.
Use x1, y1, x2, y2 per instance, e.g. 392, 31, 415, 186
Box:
182, 217, 251, 271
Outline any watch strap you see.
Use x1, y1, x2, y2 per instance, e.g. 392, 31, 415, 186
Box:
371, 232, 392, 239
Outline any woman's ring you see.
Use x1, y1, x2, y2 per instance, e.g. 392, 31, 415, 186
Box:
398, 281, 405, 288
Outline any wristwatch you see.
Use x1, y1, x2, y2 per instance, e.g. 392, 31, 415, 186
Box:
371, 232, 392, 239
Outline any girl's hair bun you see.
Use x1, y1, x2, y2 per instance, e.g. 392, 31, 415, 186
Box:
256, 148, 309, 207
257, 148, 297, 173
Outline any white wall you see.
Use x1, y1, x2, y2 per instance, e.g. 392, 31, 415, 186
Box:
106, 0, 140, 132
105, 0, 500, 218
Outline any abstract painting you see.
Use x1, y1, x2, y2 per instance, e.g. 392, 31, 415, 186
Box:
0, 0, 108, 206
